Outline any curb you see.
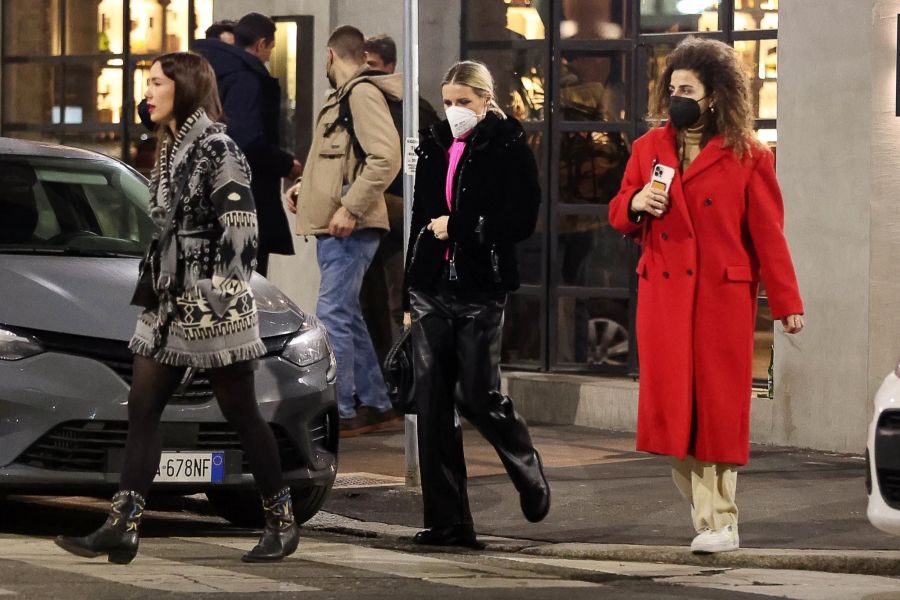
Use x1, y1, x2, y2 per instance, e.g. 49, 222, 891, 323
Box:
306, 512, 900, 577
520, 543, 900, 578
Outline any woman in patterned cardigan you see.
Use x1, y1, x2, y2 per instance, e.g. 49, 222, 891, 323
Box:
55, 53, 299, 565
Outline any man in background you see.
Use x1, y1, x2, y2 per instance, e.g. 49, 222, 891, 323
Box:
193, 13, 302, 276
285, 26, 402, 437
137, 19, 238, 133
205, 19, 236, 44
359, 34, 440, 361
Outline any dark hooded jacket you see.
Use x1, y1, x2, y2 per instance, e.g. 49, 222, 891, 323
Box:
404, 112, 540, 305
191, 38, 294, 256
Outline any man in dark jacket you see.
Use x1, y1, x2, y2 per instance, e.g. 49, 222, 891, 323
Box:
359, 34, 441, 362
192, 12, 302, 276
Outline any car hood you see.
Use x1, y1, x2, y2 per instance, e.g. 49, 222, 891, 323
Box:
0, 256, 305, 341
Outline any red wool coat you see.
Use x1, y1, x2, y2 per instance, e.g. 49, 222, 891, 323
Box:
609, 124, 803, 465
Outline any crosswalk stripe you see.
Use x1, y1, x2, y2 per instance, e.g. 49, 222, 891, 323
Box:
180, 537, 602, 589
0, 537, 317, 594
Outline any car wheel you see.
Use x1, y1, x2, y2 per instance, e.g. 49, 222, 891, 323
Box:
206, 484, 332, 528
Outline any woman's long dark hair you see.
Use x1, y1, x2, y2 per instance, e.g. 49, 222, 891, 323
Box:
649, 37, 757, 158
152, 52, 222, 138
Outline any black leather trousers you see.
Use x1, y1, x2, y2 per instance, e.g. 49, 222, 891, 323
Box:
409, 285, 543, 528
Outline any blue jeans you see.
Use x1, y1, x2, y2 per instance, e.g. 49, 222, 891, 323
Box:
316, 229, 393, 419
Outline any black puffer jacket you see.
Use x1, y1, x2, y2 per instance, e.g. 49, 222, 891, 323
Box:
404, 113, 540, 304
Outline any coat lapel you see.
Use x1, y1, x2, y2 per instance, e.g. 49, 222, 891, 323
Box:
654, 125, 695, 237
681, 134, 729, 183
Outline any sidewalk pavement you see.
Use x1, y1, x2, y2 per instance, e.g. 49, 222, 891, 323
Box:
319, 423, 900, 576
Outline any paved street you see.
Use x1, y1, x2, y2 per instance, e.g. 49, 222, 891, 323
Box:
2, 422, 900, 599
1, 494, 900, 599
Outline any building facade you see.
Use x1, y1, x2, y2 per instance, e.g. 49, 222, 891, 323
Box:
4, 0, 897, 455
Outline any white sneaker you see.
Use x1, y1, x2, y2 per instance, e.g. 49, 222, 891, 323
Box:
690, 524, 739, 554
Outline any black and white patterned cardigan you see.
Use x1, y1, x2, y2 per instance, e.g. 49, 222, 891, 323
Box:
129, 109, 266, 368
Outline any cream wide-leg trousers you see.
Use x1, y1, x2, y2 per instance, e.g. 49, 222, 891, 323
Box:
670, 455, 738, 533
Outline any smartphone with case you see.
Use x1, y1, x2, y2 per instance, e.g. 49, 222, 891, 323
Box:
650, 163, 675, 193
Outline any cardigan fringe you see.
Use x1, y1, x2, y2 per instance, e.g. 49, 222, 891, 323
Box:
129, 336, 265, 368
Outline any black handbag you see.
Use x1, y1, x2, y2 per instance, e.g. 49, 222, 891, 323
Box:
130, 238, 159, 310
383, 328, 415, 414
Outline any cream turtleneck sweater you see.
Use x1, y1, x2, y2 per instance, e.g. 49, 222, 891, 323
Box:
678, 124, 705, 172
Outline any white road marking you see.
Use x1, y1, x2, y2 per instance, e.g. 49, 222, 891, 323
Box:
182, 537, 604, 589
0, 537, 316, 594
661, 568, 900, 600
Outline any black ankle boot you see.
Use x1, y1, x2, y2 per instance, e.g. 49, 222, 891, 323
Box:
55, 490, 145, 564
242, 487, 300, 562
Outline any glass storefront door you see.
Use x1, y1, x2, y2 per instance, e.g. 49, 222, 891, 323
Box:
463, 0, 779, 380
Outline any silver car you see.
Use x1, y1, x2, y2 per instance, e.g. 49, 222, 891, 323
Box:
0, 138, 338, 526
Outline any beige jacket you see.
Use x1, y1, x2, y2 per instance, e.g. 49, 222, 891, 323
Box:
295, 67, 402, 235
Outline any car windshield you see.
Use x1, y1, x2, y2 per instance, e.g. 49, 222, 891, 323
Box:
0, 156, 154, 257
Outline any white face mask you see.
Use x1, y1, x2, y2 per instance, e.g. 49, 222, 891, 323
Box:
445, 105, 484, 138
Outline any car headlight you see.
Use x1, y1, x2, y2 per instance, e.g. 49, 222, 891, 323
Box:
282, 315, 335, 377
0, 327, 44, 361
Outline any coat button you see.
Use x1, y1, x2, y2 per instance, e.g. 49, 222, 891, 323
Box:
704, 198, 713, 206
663, 271, 670, 279
687, 269, 694, 276
661, 232, 669, 241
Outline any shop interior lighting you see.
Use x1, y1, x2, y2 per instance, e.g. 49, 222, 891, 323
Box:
676, 0, 718, 14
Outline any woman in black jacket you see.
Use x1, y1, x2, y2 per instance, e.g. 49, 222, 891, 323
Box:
404, 60, 550, 548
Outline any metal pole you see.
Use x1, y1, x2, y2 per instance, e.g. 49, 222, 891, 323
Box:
402, 0, 420, 488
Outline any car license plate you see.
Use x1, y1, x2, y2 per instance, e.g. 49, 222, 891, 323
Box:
156, 451, 225, 483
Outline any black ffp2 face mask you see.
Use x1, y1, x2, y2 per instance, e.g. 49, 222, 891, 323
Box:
668, 95, 706, 129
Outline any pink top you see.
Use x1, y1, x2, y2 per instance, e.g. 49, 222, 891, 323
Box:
445, 136, 469, 210
443, 134, 470, 260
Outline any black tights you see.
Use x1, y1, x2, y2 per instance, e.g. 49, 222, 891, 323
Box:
119, 355, 284, 498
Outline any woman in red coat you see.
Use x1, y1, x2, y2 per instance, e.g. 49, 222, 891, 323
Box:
609, 38, 804, 554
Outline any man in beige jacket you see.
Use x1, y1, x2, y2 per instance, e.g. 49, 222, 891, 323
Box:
286, 25, 401, 437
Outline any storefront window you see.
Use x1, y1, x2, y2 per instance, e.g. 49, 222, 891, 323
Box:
194, 0, 215, 41
735, 0, 777, 30
640, 0, 720, 33
559, 0, 630, 40
556, 218, 632, 287
462, 0, 780, 378
129, 0, 190, 55
467, 0, 547, 41
97, 1, 126, 54
502, 294, 543, 364
557, 297, 629, 366
467, 48, 547, 122
3, 2, 210, 164
561, 52, 630, 121
559, 132, 629, 205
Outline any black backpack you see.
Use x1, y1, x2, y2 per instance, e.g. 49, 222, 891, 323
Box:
325, 70, 404, 197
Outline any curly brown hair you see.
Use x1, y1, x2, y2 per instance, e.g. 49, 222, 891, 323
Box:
649, 37, 758, 158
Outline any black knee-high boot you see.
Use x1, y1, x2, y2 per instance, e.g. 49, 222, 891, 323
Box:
55, 490, 145, 564
242, 487, 300, 562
